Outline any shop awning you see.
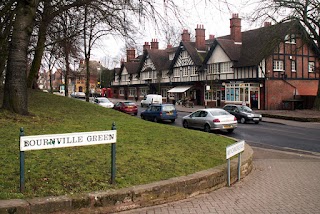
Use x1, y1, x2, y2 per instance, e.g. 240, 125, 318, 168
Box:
168, 86, 192, 93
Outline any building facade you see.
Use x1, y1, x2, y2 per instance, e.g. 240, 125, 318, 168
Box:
111, 14, 320, 110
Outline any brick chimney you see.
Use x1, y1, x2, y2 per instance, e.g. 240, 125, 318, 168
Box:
195, 24, 206, 51
166, 44, 173, 49
143, 42, 151, 50
150, 39, 159, 49
126, 48, 135, 62
209, 34, 215, 40
264, 22, 271, 27
181, 29, 190, 42
230, 13, 242, 43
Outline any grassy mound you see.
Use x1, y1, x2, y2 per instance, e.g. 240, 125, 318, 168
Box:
0, 90, 234, 199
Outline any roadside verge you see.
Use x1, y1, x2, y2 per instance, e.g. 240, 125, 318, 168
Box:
0, 145, 253, 214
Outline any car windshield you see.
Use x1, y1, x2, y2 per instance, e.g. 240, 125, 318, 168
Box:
239, 106, 253, 113
209, 110, 229, 116
163, 105, 175, 111
98, 99, 110, 103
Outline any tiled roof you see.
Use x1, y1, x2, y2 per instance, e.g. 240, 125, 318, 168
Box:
147, 49, 170, 70
123, 61, 140, 74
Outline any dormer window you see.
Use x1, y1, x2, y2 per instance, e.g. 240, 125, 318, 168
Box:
285, 34, 296, 44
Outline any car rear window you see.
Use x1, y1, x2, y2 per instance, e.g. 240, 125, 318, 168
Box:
209, 110, 229, 116
124, 102, 135, 106
162, 105, 175, 112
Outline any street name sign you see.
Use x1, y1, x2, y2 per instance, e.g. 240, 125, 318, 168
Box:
226, 140, 245, 159
20, 130, 117, 151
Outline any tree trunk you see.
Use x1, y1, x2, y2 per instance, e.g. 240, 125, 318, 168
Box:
27, 20, 48, 89
85, 57, 90, 102
27, 0, 51, 89
2, 0, 39, 115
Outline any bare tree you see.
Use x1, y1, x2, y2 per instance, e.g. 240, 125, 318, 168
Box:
1, 0, 184, 115
248, 0, 320, 109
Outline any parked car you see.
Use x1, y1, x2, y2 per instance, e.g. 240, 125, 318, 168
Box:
140, 94, 162, 107
93, 97, 114, 108
140, 104, 177, 123
223, 104, 262, 124
113, 101, 138, 115
182, 108, 237, 133
70, 92, 85, 99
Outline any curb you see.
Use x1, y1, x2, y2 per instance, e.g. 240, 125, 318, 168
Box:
0, 145, 253, 214
261, 114, 320, 122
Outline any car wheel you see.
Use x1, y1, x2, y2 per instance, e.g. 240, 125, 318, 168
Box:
153, 117, 158, 123
204, 124, 211, 133
141, 115, 145, 120
183, 120, 188, 128
170, 119, 175, 123
240, 117, 246, 124
141, 104, 143, 107
227, 129, 234, 133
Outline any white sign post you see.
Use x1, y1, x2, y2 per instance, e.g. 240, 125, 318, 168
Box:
19, 127, 117, 192
226, 140, 245, 186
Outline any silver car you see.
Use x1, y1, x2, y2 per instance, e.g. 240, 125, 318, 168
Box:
182, 108, 238, 133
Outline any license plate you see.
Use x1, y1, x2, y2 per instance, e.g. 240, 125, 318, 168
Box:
223, 125, 232, 129
253, 118, 259, 121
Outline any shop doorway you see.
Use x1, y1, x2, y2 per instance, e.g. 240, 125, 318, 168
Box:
250, 91, 259, 109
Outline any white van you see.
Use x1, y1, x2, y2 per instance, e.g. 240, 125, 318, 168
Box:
140, 94, 162, 107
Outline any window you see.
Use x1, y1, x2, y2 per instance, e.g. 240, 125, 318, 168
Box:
173, 68, 180, 77
190, 66, 197, 76
308, 62, 315, 73
140, 88, 147, 96
285, 34, 296, 44
183, 67, 188, 76
220, 62, 232, 73
291, 60, 296, 72
129, 89, 136, 96
273, 60, 284, 71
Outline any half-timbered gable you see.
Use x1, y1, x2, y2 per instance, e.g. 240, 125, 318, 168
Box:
170, 41, 204, 83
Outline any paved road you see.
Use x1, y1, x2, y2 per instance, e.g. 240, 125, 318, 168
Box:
117, 147, 320, 214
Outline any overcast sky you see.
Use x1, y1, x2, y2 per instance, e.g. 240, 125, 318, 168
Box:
91, 0, 261, 68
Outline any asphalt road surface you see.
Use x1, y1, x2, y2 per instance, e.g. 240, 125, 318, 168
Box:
138, 107, 320, 155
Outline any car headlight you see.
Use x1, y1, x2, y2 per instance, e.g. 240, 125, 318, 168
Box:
247, 114, 254, 117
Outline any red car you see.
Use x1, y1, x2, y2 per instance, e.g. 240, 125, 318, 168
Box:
113, 101, 138, 115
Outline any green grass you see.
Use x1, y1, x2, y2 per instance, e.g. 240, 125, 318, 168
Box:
0, 90, 234, 200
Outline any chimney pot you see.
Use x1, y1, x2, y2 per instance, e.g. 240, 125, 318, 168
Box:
151, 38, 159, 49
230, 14, 242, 43
181, 29, 190, 42
195, 24, 206, 51
143, 42, 151, 50
264, 22, 271, 27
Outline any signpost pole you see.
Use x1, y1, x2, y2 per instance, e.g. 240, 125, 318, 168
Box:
111, 122, 116, 184
238, 152, 242, 181
19, 128, 25, 193
227, 158, 230, 187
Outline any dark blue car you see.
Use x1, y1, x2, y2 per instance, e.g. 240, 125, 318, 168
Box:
140, 104, 177, 123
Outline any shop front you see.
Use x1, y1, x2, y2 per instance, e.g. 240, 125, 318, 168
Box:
224, 82, 261, 109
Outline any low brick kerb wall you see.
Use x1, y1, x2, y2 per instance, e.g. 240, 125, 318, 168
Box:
0, 144, 253, 214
